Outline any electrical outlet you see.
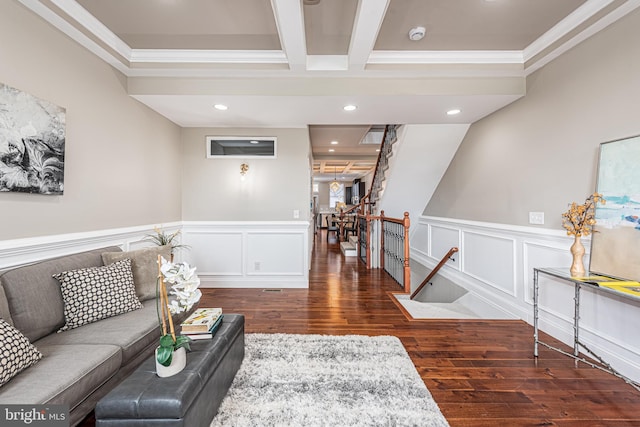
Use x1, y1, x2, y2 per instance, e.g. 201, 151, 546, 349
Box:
529, 212, 545, 225
254, 261, 261, 271
293, 209, 300, 219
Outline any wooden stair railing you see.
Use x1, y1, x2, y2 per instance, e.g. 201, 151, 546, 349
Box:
363, 124, 399, 212
380, 211, 411, 292
410, 247, 459, 300
356, 210, 411, 291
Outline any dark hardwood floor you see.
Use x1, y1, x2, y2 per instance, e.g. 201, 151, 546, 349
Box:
81, 230, 640, 426
200, 230, 640, 426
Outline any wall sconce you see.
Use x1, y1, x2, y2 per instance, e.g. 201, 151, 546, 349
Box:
240, 163, 249, 180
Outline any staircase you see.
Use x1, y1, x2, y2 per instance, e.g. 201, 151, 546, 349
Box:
368, 124, 400, 210
340, 235, 358, 257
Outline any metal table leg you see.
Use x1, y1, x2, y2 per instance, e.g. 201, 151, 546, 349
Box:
533, 269, 539, 357
574, 283, 581, 357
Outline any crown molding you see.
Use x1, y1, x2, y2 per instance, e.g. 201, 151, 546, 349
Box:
368, 51, 524, 64
50, 0, 132, 59
130, 49, 288, 64
524, 0, 640, 75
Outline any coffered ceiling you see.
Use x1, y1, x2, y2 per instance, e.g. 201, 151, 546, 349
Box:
17, 0, 640, 179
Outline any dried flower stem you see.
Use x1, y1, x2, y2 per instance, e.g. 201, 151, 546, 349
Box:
561, 193, 605, 237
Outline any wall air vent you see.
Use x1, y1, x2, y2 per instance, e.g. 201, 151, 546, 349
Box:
206, 136, 277, 158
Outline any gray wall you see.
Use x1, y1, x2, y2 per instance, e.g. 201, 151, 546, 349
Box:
425, 8, 640, 229
181, 127, 311, 221
0, 1, 182, 240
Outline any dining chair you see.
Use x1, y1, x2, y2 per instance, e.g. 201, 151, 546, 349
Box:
325, 215, 339, 241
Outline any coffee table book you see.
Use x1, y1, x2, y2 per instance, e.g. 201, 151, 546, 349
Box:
180, 307, 222, 333
184, 315, 224, 340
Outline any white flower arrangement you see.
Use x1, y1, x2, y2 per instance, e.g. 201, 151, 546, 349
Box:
155, 256, 202, 367
159, 257, 202, 314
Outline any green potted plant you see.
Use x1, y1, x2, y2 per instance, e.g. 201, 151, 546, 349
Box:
147, 226, 190, 260
155, 255, 202, 377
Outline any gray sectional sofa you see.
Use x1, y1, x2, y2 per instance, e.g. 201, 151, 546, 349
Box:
0, 245, 193, 426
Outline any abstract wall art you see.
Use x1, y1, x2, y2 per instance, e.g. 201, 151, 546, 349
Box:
590, 134, 640, 281
0, 82, 65, 195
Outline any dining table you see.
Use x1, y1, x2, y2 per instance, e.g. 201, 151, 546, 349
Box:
333, 215, 356, 242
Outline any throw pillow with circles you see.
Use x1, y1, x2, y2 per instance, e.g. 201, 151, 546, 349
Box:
0, 318, 42, 387
53, 258, 142, 331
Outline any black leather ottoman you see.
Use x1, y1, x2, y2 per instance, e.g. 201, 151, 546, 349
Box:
95, 314, 245, 427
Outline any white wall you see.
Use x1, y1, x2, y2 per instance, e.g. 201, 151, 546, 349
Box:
180, 127, 312, 287
419, 8, 640, 382
181, 221, 309, 288
412, 216, 640, 382
181, 127, 311, 222
379, 124, 469, 224
0, 1, 182, 240
425, 8, 640, 228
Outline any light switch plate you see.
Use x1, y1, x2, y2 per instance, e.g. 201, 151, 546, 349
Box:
529, 212, 544, 225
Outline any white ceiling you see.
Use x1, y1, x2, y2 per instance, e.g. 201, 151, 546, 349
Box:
18, 0, 640, 179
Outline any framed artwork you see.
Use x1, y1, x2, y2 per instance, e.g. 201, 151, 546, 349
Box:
0, 82, 65, 195
589, 135, 640, 281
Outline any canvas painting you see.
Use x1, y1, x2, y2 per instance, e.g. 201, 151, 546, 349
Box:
0, 82, 65, 195
589, 135, 640, 281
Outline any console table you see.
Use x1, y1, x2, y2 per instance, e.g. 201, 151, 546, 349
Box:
533, 268, 640, 391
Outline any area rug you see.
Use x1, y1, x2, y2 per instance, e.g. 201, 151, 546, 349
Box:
210, 333, 449, 427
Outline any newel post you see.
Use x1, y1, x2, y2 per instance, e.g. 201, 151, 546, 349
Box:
403, 212, 411, 293
380, 210, 385, 271
365, 211, 372, 269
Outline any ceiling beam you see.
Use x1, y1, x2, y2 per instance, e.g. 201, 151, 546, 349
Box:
271, 0, 307, 72
348, 0, 390, 71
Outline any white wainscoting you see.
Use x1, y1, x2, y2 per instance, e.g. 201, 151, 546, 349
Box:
181, 221, 310, 288
412, 215, 640, 382
0, 222, 182, 271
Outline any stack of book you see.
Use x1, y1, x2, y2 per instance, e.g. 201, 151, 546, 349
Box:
180, 307, 223, 340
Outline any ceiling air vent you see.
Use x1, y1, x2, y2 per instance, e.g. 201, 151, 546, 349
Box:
359, 125, 385, 145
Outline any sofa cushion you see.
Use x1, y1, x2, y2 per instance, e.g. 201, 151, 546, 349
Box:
0, 246, 121, 342
54, 259, 142, 332
101, 245, 171, 301
0, 318, 42, 387
36, 301, 158, 365
0, 282, 13, 325
0, 343, 121, 409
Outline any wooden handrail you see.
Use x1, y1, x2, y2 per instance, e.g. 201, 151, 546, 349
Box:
340, 203, 360, 217
363, 126, 389, 204
410, 247, 459, 300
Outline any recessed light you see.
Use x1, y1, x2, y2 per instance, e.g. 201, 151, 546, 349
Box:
375, 149, 380, 152
250, 140, 259, 144
447, 109, 461, 115
214, 104, 228, 111
343, 105, 357, 111
330, 141, 339, 145
329, 149, 335, 152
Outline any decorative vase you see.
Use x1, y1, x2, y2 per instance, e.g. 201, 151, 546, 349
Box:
155, 346, 186, 378
569, 235, 586, 277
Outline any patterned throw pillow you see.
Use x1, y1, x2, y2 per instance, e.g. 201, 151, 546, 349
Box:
53, 258, 142, 332
0, 318, 42, 387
